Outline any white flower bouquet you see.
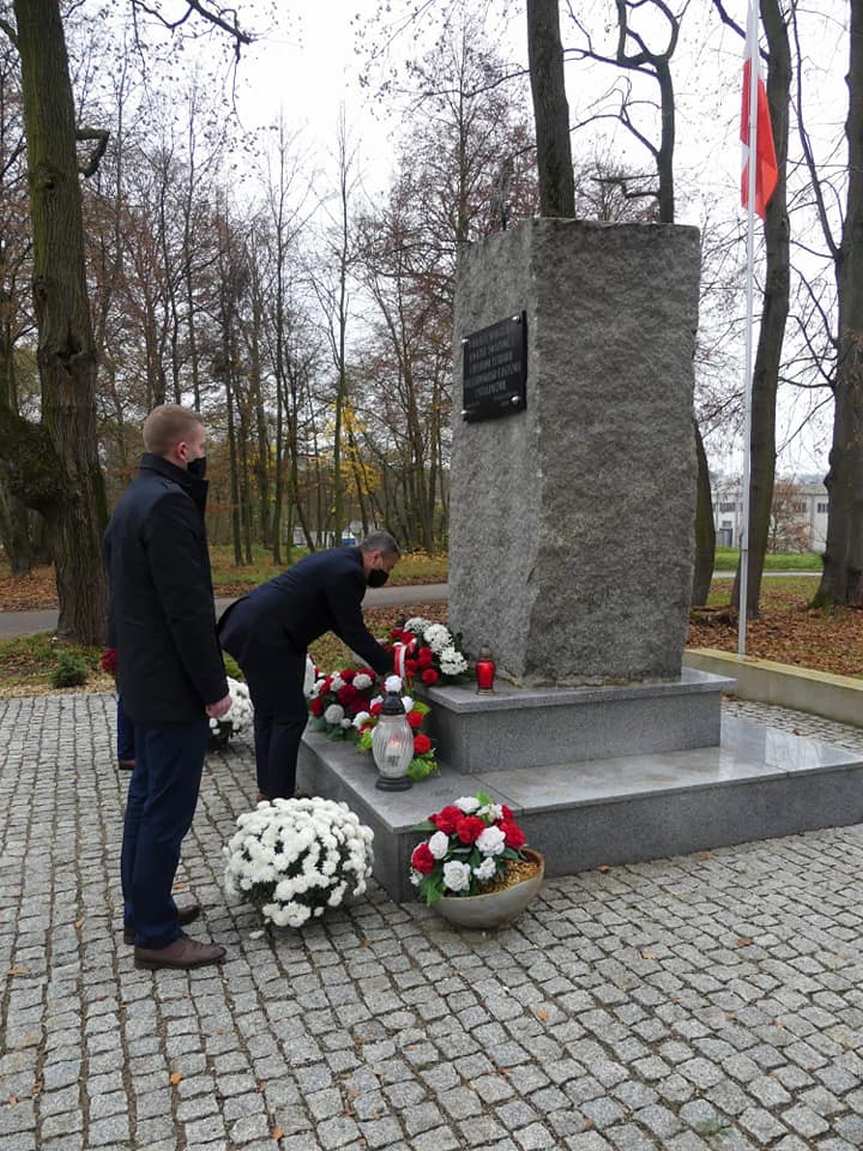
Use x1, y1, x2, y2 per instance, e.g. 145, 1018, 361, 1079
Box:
223, 797, 374, 928
389, 619, 469, 685
208, 676, 253, 749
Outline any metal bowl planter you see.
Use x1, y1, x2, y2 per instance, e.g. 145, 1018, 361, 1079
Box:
434, 848, 545, 929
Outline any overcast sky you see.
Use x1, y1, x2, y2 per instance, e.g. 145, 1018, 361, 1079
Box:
167, 0, 850, 481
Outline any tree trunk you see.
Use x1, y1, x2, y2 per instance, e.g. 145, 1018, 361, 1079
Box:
732, 0, 791, 618
271, 372, 285, 565
691, 419, 715, 606
656, 62, 675, 224
813, 0, 863, 607
0, 306, 32, 574
527, 0, 575, 218
12, 0, 108, 643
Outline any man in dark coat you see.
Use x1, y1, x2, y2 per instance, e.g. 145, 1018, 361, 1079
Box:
104, 404, 231, 971
218, 532, 398, 800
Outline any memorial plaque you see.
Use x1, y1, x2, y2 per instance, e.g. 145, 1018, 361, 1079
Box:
461, 311, 527, 422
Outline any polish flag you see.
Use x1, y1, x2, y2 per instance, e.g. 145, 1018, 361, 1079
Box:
740, 1, 778, 219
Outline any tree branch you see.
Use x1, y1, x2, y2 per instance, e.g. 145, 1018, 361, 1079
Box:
712, 1, 775, 68
0, 16, 17, 48
76, 127, 110, 178
131, 0, 254, 57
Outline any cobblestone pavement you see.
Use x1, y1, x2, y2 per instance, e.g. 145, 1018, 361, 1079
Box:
2, 692, 863, 1151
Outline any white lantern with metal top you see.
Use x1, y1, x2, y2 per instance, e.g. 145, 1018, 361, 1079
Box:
372, 683, 414, 791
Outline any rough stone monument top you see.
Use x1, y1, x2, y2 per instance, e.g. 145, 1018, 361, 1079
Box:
449, 217, 701, 686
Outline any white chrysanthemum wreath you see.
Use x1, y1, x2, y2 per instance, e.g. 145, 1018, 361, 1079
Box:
223, 798, 374, 928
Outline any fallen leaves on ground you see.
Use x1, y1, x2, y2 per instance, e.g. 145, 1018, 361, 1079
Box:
690, 576, 863, 679
0, 565, 56, 611
168, 1072, 183, 1086
308, 603, 449, 672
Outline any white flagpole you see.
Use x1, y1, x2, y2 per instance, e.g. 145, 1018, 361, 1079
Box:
738, 0, 759, 657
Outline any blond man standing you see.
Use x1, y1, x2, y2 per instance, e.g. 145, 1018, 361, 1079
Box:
104, 404, 230, 970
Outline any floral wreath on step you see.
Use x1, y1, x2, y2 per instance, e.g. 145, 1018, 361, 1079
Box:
386, 617, 469, 686
307, 670, 439, 781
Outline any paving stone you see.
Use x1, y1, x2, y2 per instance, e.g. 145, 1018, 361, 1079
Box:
3, 693, 863, 1151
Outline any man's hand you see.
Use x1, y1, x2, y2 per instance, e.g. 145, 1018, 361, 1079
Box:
206, 693, 232, 719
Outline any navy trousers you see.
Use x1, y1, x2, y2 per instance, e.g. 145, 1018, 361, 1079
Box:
120, 719, 208, 949
116, 696, 135, 762
242, 647, 308, 799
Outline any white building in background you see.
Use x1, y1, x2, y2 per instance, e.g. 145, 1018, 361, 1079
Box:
713, 476, 829, 552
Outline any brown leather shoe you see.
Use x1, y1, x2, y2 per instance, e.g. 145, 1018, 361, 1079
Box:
123, 904, 201, 946
118, 759, 135, 771
134, 934, 226, 971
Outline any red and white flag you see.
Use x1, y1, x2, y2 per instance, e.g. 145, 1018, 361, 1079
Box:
740, 0, 778, 219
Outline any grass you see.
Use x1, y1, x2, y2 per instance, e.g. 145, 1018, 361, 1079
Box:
705, 574, 818, 608
0, 633, 106, 693
713, 548, 823, 572
209, 545, 448, 594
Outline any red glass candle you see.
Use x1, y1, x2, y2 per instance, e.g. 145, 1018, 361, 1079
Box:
475, 647, 496, 694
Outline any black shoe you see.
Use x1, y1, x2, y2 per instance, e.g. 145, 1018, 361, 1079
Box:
124, 904, 201, 946
118, 759, 135, 771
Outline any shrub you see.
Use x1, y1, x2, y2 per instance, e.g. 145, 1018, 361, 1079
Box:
51, 650, 89, 688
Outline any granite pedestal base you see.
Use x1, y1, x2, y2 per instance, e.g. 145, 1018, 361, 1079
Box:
423, 668, 734, 773
298, 716, 863, 903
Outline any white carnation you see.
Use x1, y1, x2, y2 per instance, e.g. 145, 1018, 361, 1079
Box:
340, 718, 352, 730
423, 624, 452, 654
401, 696, 414, 714
474, 856, 497, 882
352, 711, 371, 730
476, 825, 506, 856
330, 674, 344, 692
478, 803, 505, 822
404, 616, 432, 634
353, 673, 373, 691
442, 860, 472, 893
324, 704, 345, 725
440, 647, 468, 676
428, 831, 450, 859
384, 675, 402, 694
455, 796, 481, 814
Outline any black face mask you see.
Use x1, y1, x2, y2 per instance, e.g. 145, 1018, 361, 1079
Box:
187, 455, 207, 480
367, 568, 389, 588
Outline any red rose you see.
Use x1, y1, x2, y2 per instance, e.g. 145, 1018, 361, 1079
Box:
369, 700, 383, 716
100, 648, 118, 675
413, 732, 432, 755
309, 698, 324, 717
341, 668, 356, 682
417, 646, 434, 667
500, 820, 526, 849
348, 699, 367, 716
431, 805, 463, 835
411, 842, 435, 875
405, 659, 418, 674
337, 684, 358, 706
406, 710, 424, 729
421, 668, 439, 686
390, 628, 404, 640
456, 816, 486, 844
501, 804, 514, 821
321, 677, 332, 694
